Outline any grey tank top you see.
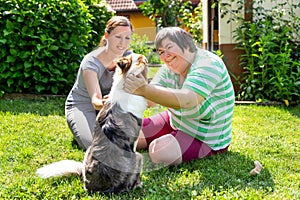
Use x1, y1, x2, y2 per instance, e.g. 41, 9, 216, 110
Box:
66, 47, 114, 106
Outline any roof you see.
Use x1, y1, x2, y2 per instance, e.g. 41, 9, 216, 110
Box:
105, 0, 139, 12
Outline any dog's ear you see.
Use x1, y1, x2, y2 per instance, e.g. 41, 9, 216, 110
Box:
136, 54, 148, 66
136, 55, 148, 80
115, 55, 132, 75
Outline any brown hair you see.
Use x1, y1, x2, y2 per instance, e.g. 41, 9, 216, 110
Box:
99, 16, 133, 47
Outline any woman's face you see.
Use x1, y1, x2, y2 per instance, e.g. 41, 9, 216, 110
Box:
106, 26, 132, 56
157, 38, 191, 75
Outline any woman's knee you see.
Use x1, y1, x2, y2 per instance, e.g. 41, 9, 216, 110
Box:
148, 134, 182, 165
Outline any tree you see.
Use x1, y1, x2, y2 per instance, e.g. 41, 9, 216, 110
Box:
139, 0, 191, 27
139, 0, 202, 44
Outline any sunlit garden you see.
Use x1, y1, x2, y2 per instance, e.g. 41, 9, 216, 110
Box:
0, 97, 299, 199
0, 0, 299, 199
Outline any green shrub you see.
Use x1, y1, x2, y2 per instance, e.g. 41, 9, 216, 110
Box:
84, 0, 114, 51
147, 52, 162, 64
130, 33, 152, 56
220, 0, 300, 104
180, 1, 203, 46
130, 33, 163, 65
0, 0, 112, 95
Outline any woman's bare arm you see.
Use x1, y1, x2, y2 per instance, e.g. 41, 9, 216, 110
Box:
124, 74, 204, 109
83, 70, 104, 110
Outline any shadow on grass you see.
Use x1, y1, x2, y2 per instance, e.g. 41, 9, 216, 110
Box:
33, 148, 275, 198
0, 97, 66, 116
141, 151, 275, 198
196, 151, 273, 190
283, 106, 300, 118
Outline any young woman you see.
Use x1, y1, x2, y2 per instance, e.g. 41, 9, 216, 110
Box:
124, 27, 235, 165
65, 16, 133, 150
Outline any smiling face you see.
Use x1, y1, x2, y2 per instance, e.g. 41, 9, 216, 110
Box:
157, 38, 192, 76
106, 26, 132, 56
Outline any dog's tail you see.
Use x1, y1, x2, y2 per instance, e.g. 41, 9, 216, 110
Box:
36, 160, 83, 178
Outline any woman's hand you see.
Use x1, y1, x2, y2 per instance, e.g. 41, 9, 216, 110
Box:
124, 74, 147, 96
91, 93, 105, 110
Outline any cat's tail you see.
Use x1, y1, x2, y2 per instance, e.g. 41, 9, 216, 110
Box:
36, 160, 83, 178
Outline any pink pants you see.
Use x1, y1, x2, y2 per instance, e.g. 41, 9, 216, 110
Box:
142, 111, 229, 162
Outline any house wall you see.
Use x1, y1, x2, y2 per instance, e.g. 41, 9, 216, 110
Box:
131, 12, 157, 41
261, 0, 300, 18
202, 0, 209, 46
218, 0, 245, 92
206, 0, 300, 92
202, 0, 245, 92
254, 0, 300, 41
118, 12, 156, 41
218, 0, 300, 47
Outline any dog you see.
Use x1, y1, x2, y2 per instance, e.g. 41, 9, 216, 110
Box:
36, 53, 148, 193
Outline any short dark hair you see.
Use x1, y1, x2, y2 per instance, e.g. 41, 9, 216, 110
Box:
154, 27, 197, 53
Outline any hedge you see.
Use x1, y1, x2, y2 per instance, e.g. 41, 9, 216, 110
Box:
0, 0, 113, 95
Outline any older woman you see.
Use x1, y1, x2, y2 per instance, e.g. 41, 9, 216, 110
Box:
124, 27, 235, 165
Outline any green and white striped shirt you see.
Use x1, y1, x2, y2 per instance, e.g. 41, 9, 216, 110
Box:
151, 48, 235, 150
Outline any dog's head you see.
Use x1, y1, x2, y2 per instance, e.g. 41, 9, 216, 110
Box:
114, 54, 148, 80
108, 53, 148, 119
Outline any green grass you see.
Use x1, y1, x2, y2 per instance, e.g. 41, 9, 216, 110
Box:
0, 97, 299, 199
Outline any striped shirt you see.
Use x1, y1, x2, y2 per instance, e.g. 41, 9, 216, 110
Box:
151, 48, 235, 150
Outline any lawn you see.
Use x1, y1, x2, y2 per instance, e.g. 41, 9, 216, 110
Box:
0, 96, 299, 199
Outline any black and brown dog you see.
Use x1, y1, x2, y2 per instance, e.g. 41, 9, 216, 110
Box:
36, 54, 148, 193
